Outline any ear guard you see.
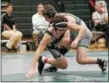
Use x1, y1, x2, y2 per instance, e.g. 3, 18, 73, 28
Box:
53, 22, 67, 30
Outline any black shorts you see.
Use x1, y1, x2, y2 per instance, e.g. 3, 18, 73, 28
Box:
47, 44, 68, 58
58, 46, 69, 56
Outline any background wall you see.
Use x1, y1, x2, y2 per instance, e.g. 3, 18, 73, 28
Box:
1, 0, 109, 38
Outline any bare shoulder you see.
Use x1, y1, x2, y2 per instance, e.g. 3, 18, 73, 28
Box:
44, 28, 53, 40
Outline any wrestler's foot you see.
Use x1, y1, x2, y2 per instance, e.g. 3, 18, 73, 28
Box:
98, 60, 107, 72
44, 66, 57, 72
38, 56, 45, 74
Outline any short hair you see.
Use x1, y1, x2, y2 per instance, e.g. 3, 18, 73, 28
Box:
53, 15, 68, 30
5, 3, 12, 8
43, 4, 57, 18
44, 4, 56, 11
36, 3, 44, 8
53, 15, 68, 23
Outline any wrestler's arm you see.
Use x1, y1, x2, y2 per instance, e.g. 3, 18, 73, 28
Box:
25, 33, 52, 78
31, 33, 51, 69
67, 22, 86, 41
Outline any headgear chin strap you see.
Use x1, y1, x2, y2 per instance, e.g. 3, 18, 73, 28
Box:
53, 22, 67, 30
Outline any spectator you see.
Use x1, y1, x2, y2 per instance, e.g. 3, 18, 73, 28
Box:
92, 2, 108, 31
2, 3, 23, 52
88, 0, 96, 19
32, 3, 49, 49
96, 0, 108, 13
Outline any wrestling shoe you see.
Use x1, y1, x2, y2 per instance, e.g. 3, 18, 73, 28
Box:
44, 66, 57, 72
98, 60, 107, 72
12, 47, 17, 52
5, 46, 17, 52
5, 46, 12, 52
38, 56, 45, 74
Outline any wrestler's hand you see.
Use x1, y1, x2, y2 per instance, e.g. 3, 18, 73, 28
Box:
71, 39, 79, 48
25, 67, 36, 78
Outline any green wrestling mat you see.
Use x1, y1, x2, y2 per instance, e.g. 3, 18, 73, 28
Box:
1, 51, 109, 82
